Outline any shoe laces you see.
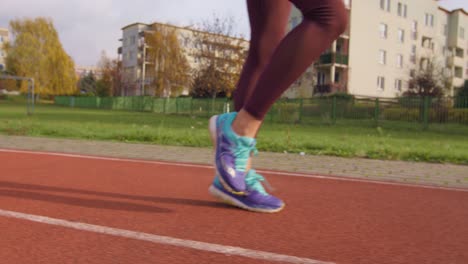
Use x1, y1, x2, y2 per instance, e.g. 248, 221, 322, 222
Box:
245, 170, 274, 196
233, 144, 258, 172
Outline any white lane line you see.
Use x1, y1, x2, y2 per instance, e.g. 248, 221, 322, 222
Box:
1, 148, 467, 193
0, 209, 333, 264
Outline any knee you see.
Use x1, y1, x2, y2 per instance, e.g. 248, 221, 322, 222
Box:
302, 0, 348, 38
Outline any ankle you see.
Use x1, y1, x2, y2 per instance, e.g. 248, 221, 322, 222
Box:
231, 109, 262, 138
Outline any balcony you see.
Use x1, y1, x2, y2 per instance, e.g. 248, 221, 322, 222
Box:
316, 53, 349, 66
335, 54, 349, 65
318, 53, 333, 64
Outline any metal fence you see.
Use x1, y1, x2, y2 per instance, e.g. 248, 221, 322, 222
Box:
54, 95, 468, 128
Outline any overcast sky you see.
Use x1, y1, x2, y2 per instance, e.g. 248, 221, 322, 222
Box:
0, 0, 466, 67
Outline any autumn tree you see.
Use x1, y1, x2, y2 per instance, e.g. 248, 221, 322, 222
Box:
191, 14, 247, 98
5, 17, 77, 96
144, 23, 191, 97
191, 63, 229, 98
97, 51, 121, 97
405, 58, 450, 98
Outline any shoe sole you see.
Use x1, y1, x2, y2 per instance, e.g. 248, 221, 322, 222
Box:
209, 115, 246, 196
209, 185, 285, 213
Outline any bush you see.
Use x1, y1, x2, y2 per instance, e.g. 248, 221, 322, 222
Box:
383, 108, 420, 122
447, 108, 468, 123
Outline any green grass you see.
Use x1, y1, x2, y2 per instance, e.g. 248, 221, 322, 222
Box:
1, 101, 468, 164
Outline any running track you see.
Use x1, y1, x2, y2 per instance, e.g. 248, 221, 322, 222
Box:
1, 149, 467, 264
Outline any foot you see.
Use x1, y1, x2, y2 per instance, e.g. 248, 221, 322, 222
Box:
209, 170, 285, 213
209, 112, 257, 195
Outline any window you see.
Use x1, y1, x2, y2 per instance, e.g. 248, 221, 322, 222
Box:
396, 54, 403, 68
425, 13, 434, 27
0, 36, 3, 43
0, 64, 4, 71
379, 50, 387, 64
131, 36, 136, 45
398, 29, 405, 43
397, 3, 407, 17
335, 71, 341, 83
461, 27, 465, 39
411, 21, 418, 40
443, 24, 448, 36
380, 0, 390, 12
379, 23, 388, 39
317, 72, 326, 85
412, 21, 418, 32
410, 45, 416, 63
454, 66, 463, 78
394, 79, 402, 91
377, 76, 385, 90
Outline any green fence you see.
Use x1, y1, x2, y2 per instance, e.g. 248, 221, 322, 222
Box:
55, 96, 230, 117
54, 95, 468, 127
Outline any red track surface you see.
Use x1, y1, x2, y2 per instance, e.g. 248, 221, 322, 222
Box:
1, 150, 467, 264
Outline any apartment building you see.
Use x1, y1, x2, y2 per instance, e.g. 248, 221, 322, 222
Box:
286, 0, 467, 98
0, 28, 9, 72
118, 22, 248, 96
284, 0, 351, 99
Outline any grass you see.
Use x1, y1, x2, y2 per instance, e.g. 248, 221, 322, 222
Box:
1, 100, 468, 165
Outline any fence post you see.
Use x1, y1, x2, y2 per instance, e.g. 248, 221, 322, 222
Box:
163, 98, 167, 114
374, 98, 380, 125
332, 96, 337, 124
423, 96, 430, 130
176, 97, 179, 114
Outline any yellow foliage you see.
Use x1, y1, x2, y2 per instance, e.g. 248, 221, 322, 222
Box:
5, 17, 77, 95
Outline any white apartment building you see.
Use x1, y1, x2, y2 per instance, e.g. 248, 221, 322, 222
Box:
0, 28, 9, 72
118, 22, 249, 96
287, 0, 467, 98
284, 0, 351, 99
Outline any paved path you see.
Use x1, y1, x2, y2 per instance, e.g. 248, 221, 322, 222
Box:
0, 135, 467, 189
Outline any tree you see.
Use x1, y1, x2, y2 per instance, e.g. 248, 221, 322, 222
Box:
97, 51, 121, 97
78, 71, 97, 95
404, 58, 450, 98
190, 63, 229, 98
191, 13, 247, 98
5, 17, 77, 95
144, 23, 191, 97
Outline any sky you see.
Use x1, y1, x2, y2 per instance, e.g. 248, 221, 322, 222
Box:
0, 0, 466, 67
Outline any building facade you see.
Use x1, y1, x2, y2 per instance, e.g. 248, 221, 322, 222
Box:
286, 0, 467, 98
118, 22, 249, 97
0, 28, 9, 72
